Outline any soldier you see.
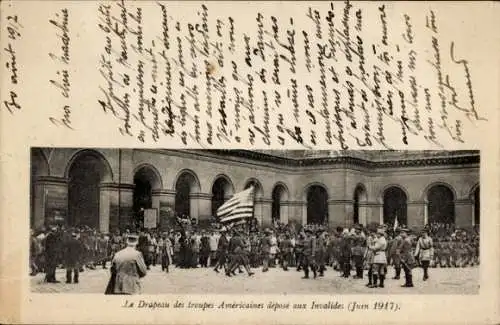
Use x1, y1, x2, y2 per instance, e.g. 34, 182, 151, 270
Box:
280, 233, 294, 271
339, 230, 352, 278
294, 232, 304, 271
389, 229, 403, 279
260, 228, 273, 272
364, 229, 375, 287
399, 228, 416, 287
213, 227, 229, 273
301, 229, 317, 279
109, 234, 148, 295
226, 229, 254, 277
160, 232, 173, 273
63, 231, 84, 284
315, 230, 328, 277
415, 229, 433, 281
368, 227, 388, 288
97, 233, 109, 269
44, 225, 61, 283
351, 228, 366, 279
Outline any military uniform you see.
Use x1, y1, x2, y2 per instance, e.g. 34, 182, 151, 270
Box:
389, 234, 403, 279
315, 232, 328, 276
399, 229, 416, 287
368, 228, 388, 288
352, 234, 366, 279
260, 230, 273, 272
301, 230, 317, 279
214, 231, 229, 273
339, 232, 352, 278
415, 233, 433, 280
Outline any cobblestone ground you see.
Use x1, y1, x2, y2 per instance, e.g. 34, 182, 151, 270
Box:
30, 264, 479, 294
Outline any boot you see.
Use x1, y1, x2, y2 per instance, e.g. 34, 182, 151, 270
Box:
393, 267, 401, 279
423, 267, 428, 281
366, 270, 373, 287
66, 270, 72, 284
302, 268, 309, 279
379, 274, 385, 288
370, 275, 378, 288
312, 267, 317, 279
166, 265, 169, 273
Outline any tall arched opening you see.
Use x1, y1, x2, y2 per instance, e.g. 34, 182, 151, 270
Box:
133, 165, 162, 227
383, 186, 408, 226
427, 184, 455, 224
174, 170, 200, 218
353, 184, 368, 225
67, 150, 112, 228
272, 184, 289, 223
306, 185, 329, 225
211, 176, 235, 216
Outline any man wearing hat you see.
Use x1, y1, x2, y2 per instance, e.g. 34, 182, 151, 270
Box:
44, 225, 61, 283
214, 227, 229, 273
110, 233, 148, 294
63, 231, 84, 283
351, 226, 366, 279
315, 230, 328, 277
339, 229, 353, 278
301, 229, 317, 279
399, 228, 416, 287
389, 228, 403, 280
368, 227, 388, 288
260, 228, 273, 272
414, 229, 433, 281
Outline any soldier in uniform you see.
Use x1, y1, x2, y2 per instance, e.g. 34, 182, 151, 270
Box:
226, 229, 254, 277
399, 228, 416, 287
301, 229, 317, 279
63, 231, 84, 284
414, 229, 433, 281
213, 227, 229, 273
280, 233, 294, 271
368, 227, 388, 288
294, 232, 304, 271
260, 228, 273, 272
160, 232, 173, 273
389, 229, 403, 279
351, 227, 366, 279
315, 230, 328, 277
44, 225, 61, 283
97, 233, 109, 269
364, 229, 375, 287
339, 230, 352, 278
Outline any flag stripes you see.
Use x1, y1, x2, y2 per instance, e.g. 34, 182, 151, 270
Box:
216, 186, 254, 226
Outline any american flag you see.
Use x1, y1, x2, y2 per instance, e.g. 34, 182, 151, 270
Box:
216, 186, 254, 226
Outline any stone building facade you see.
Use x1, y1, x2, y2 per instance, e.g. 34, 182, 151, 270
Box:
30, 148, 480, 232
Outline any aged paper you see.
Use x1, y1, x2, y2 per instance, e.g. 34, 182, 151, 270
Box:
0, 0, 499, 324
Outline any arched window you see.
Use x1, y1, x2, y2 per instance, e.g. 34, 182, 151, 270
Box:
427, 184, 455, 224
383, 186, 408, 226
306, 185, 328, 225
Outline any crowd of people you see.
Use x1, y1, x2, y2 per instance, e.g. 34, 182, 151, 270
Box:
30, 218, 479, 290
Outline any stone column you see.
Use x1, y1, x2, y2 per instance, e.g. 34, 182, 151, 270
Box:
455, 199, 473, 228
257, 198, 273, 228
358, 202, 370, 226
365, 203, 383, 225
287, 201, 305, 226
32, 176, 68, 229
152, 189, 176, 230
327, 199, 351, 227
279, 200, 291, 224
118, 184, 135, 231
189, 193, 212, 226
407, 201, 426, 229
99, 183, 121, 233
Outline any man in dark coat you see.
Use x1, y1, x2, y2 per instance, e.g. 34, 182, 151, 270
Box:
301, 229, 317, 279
390, 230, 403, 279
339, 231, 352, 278
64, 232, 84, 283
399, 228, 416, 287
213, 228, 229, 273
44, 225, 61, 283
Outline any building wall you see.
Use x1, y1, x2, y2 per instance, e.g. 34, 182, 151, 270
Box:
31, 148, 480, 232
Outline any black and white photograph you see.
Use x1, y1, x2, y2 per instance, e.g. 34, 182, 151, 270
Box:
30, 148, 480, 295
